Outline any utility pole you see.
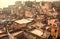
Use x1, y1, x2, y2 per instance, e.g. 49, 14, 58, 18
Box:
35, 0, 36, 2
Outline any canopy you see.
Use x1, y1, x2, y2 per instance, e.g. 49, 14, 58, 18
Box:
30, 29, 43, 36
15, 18, 33, 24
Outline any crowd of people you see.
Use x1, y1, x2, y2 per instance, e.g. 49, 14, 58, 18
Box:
0, 1, 60, 39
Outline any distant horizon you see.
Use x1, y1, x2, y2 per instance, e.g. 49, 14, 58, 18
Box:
0, 0, 60, 8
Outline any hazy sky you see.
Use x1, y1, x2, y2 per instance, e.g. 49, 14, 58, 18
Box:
0, 0, 60, 8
